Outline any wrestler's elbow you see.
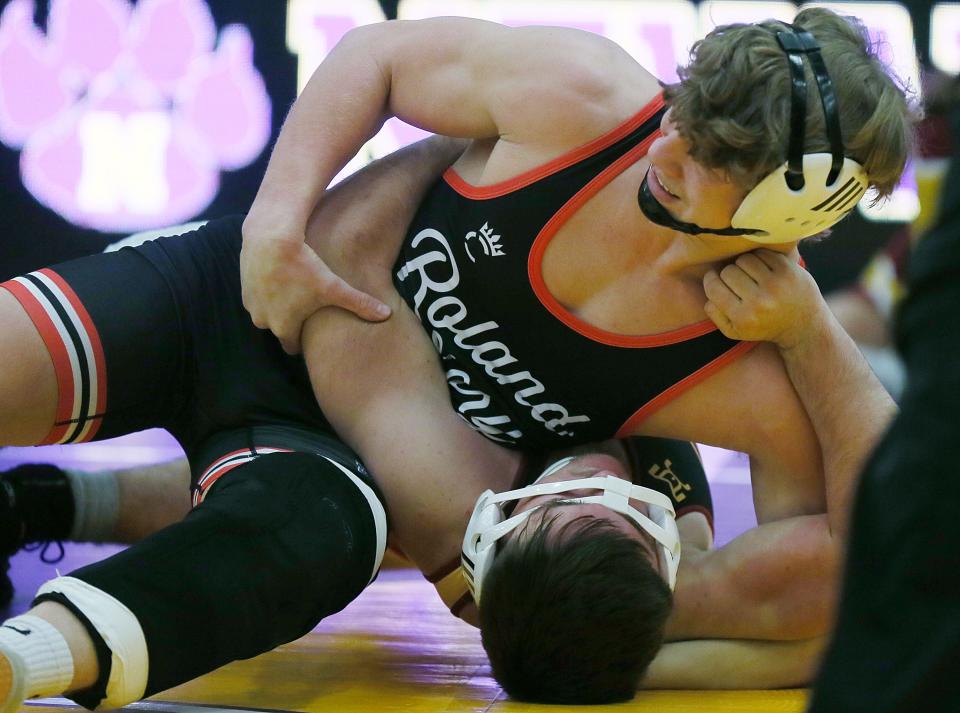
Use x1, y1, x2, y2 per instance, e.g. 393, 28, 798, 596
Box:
749, 515, 841, 640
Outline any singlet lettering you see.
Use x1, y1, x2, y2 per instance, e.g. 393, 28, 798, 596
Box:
397, 227, 590, 444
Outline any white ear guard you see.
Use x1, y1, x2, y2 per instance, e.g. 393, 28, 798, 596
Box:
461, 464, 681, 605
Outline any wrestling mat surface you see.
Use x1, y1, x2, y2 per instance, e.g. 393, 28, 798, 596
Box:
24, 570, 807, 713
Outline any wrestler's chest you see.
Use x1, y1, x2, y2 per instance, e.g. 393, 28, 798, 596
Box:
538, 181, 707, 334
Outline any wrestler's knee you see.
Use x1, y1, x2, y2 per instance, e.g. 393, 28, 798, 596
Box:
60, 452, 387, 698
200, 451, 388, 623
0, 288, 57, 444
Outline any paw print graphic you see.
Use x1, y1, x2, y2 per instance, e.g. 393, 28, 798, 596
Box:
0, 0, 271, 232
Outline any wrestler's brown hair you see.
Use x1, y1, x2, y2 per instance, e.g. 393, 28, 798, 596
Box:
664, 7, 917, 202
479, 510, 672, 703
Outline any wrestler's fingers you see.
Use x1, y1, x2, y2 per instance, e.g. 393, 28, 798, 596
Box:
733, 252, 772, 283
703, 269, 744, 313
753, 248, 792, 271
704, 299, 739, 340
317, 273, 392, 324
718, 263, 760, 300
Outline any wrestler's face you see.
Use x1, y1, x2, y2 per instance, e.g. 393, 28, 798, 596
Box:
507, 454, 663, 572
645, 109, 749, 231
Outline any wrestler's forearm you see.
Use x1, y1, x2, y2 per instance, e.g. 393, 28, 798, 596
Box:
246, 26, 395, 238
777, 302, 897, 542
641, 636, 826, 690
666, 514, 839, 642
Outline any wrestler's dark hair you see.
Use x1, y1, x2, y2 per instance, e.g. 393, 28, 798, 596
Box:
479, 509, 672, 703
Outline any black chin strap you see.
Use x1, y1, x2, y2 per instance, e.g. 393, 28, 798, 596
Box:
636, 173, 761, 237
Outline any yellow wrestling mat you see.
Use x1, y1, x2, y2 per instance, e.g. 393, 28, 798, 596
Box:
24, 572, 807, 713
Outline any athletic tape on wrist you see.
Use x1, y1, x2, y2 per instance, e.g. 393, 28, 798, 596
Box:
35, 577, 148, 708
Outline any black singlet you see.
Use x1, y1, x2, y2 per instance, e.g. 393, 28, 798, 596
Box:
394, 94, 754, 450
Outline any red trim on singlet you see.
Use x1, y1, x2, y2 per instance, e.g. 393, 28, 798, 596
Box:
194, 447, 296, 506
198, 447, 261, 478
1, 279, 75, 445
193, 462, 247, 505
39, 269, 107, 442
615, 340, 759, 434
526, 132, 725, 347
442, 93, 666, 200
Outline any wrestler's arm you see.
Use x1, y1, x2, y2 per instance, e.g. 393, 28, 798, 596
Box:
641, 636, 825, 690
643, 508, 836, 688
242, 16, 651, 351
628, 252, 895, 687
634, 254, 890, 643
703, 250, 897, 544
297, 136, 521, 581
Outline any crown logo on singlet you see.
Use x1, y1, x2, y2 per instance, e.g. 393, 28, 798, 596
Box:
464, 222, 505, 262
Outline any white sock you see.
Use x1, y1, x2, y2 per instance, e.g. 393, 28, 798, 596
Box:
0, 615, 73, 699
64, 469, 120, 542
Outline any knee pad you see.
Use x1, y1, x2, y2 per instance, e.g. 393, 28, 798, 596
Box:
319, 454, 388, 583
203, 451, 387, 584
56, 452, 389, 698
35, 576, 147, 709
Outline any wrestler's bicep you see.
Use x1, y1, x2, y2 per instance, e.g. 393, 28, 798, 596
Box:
636, 343, 825, 523
670, 514, 838, 642
360, 18, 654, 146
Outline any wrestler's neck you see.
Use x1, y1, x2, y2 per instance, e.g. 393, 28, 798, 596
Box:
651, 224, 798, 280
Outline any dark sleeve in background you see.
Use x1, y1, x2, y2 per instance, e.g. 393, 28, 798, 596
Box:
808, 106, 960, 713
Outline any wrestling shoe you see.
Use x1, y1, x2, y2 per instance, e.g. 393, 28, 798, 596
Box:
0, 465, 74, 609
0, 639, 25, 713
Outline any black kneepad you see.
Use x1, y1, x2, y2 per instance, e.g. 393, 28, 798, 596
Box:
200, 451, 388, 604
69, 451, 387, 697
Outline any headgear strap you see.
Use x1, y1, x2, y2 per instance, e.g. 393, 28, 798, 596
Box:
776, 25, 846, 187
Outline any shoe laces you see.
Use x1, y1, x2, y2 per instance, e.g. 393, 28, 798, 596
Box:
23, 541, 65, 564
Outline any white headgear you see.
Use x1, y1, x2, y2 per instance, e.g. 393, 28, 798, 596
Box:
461, 457, 681, 604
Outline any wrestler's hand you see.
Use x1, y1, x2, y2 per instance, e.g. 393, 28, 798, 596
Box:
240, 220, 392, 355
703, 249, 827, 351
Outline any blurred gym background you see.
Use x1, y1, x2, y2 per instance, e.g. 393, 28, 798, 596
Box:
0, 0, 953, 279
